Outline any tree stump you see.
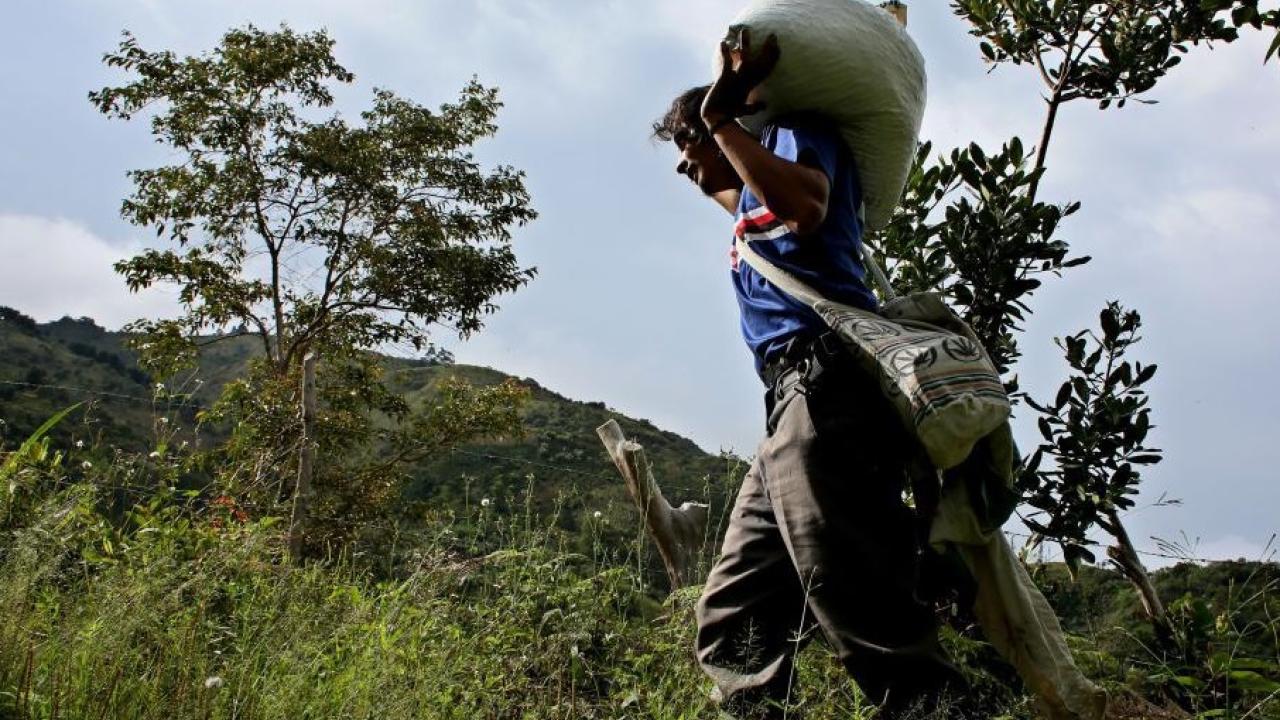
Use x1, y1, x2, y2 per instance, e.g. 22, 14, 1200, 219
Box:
597, 420, 709, 590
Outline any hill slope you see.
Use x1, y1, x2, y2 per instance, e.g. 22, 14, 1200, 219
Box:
0, 306, 731, 523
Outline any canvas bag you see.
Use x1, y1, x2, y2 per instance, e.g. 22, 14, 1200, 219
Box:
718, 0, 926, 231
733, 237, 1009, 469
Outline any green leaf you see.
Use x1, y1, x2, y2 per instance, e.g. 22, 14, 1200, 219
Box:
1100, 307, 1120, 341
1228, 658, 1280, 673
1024, 396, 1051, 414
1072, 376, 1090, 402
1135, 364, 1157, 384
1232, 5, 1257, 27
1126, 412, 1150, 445
1227, 670, 1280, 693
1023, 448, 1044, 474
2, 403, 83, 486
1105, 363, 1133, 388
969, 142, 987, 166
1169, 673, 1206, 690
1055, 382, 1073, 410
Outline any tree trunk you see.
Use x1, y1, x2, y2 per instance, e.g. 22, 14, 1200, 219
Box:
597, 420, 709, 591
289, 351, 317, 563
1028, 93, 1062, 204
1105, 510, 1173, 646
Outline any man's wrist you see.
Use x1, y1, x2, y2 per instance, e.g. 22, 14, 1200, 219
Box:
703, 115, 738, 137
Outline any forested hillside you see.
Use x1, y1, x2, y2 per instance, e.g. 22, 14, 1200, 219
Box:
0, 307, 733, 547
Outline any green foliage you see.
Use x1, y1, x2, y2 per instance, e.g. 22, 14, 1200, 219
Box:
954, 0, 1242, 109
0, 314, 732, 582
926, 4, 1276, 638
0, 435, 826, 720
0, 307, 38, 335
1019, 302, 1161, 572
90, 25, 536, 371
1197, 1, 1280, 64
875, 139, 1087, 381
1148, 591, 1280, 712
88, 26, 539, 549
1, 403, 78, 528
0, 311, 207, 455
882, 1, 1260, 400
2, 411, 1278, 719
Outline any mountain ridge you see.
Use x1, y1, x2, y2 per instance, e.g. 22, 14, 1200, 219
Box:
0, 305, 733, 524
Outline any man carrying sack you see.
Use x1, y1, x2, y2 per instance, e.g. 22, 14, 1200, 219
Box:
654, 1, 1112, 717
653, 26, 964, 718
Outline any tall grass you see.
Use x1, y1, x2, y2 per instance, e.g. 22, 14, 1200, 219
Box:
4, 413, 1276, 719
0, 419, 902, 720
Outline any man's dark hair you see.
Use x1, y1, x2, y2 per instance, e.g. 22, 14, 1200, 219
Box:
652, 85, 710, 142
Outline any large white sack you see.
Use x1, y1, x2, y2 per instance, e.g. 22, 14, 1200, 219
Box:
718, 0, 926, 231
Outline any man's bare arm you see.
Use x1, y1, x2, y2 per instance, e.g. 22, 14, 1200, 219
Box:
711, 123, 829, 234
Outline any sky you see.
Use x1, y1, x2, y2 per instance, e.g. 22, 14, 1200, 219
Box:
1, 1, 1277, 566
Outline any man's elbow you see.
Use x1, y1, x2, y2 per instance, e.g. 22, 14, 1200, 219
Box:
784, 201, 828, 236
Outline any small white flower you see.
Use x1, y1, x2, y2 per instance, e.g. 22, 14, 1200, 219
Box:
203, 676, 224, 690
81, 460, 92, 469
181, 441, 189, 448
140, 343, 152, 350
149, 451, 161, 459
592, 511, 603, 520
480, 498, 491, 508
158, 417, 169, 424
75, 439, 85, 449
155, 383, 165, 391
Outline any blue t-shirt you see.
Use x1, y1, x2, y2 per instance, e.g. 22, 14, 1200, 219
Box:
730, 117, 878, 378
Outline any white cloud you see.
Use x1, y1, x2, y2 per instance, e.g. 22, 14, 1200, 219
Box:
0, 214, 177, 329
1117, 186, 1280, 310
647, 0, 742, 56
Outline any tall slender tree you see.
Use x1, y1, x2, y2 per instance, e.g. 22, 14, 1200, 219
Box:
91, 25, 536, 552
876, 1, 1273, 637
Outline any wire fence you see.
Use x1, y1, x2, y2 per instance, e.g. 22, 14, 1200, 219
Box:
3, 378, 1271, 567
0, 379, 210, 410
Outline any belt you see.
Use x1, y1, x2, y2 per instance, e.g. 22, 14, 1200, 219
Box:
760, 331, 845, 390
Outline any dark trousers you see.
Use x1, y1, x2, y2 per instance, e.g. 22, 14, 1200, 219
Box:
695, 348, 962, 718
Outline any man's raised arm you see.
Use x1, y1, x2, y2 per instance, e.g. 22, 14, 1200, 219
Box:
700, 28, 830, 235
